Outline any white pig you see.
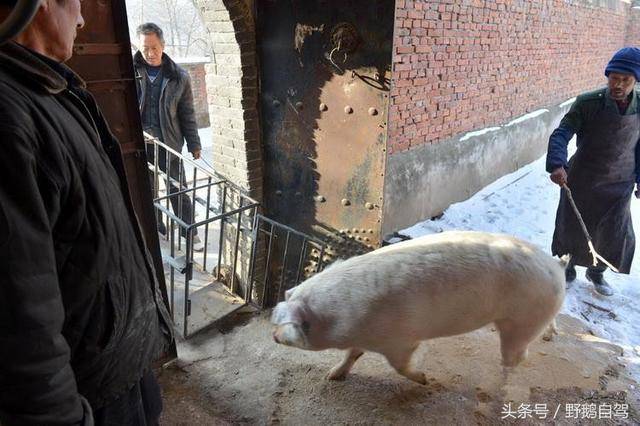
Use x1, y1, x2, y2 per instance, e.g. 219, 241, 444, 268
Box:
271, 231, 566, 384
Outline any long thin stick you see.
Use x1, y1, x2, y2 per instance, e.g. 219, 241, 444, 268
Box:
562, 184, 619, 273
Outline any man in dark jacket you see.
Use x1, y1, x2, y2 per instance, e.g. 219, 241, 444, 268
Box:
0, 1, 173, 424
547, 47, 640, 296
134, 22, 204, 251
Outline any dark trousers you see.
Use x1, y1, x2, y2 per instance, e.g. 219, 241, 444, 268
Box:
568, 256, 607, 275
147, 143, 197, 238
93, 371, 162, 426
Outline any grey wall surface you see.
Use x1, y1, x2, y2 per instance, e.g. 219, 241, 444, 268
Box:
381, 99, 576, 235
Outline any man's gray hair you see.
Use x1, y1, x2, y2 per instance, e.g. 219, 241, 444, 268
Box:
136, 22, 164, 44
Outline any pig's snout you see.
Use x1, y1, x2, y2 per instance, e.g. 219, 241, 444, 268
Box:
272, 323, 309, 349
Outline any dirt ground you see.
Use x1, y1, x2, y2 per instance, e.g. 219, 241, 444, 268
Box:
158, 308, 640, 425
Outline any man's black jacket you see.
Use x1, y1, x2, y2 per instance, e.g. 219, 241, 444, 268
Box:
0, 42, 173, 425
133, 51, 201, 154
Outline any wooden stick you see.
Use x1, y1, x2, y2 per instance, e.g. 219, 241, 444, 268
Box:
562, 184, 620, 273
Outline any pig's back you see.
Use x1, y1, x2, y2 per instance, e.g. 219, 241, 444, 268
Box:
294, 231, 564, 347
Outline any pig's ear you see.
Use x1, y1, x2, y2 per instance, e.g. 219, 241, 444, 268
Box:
284, 288, 294, 301
271, 302, 289, 325
271, 300, 308, 325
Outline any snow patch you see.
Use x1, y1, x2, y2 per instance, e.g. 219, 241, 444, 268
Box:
457, 107, 555, 143
505, 108, 549, 127
459, 127, 501, 142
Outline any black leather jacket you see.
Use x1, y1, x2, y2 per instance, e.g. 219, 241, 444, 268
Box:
0, 42, 173, 424
134, 51, 202, 153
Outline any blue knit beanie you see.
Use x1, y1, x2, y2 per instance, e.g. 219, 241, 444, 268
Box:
605, 47, 640, 81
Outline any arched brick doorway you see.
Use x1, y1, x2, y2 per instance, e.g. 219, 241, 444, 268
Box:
194, 0, 263, 202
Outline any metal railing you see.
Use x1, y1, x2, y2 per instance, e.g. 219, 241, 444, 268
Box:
247, 215, 327, 309
145, 133, 260, 338
145, 133, 328, 337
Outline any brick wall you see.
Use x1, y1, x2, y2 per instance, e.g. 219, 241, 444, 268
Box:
195, 0, 262, 201
177, 61, 211, 128
389, 0, 632, 155
626, 7, 640, 46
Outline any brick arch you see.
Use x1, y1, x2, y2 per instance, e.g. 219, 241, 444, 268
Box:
194, 0, 262, 201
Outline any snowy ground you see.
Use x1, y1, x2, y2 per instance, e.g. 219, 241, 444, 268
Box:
401, 142, 640, 380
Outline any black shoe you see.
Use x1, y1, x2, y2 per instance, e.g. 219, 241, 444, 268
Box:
586, 270, 614, 296
565, 264, 576, 282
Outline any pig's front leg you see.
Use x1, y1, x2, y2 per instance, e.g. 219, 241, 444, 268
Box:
383, 342, 426, 385
327, 348, 364, 380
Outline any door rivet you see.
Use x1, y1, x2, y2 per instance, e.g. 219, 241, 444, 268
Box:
341, 198, 351, 206
314, 195, 326, 202
368, 107, 378, 116
272, 99, 281, 107
365, 202, 374, 210
296, 101, 304, 109
320, 103, 328, 111
344, 106, 353, 114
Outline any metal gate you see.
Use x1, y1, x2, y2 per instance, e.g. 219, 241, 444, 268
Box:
146, 135, 327, 338
257, 0, 395, 262
248, 215, 327, 309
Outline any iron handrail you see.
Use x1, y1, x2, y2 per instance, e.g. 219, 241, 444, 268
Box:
143, 132, 259, 206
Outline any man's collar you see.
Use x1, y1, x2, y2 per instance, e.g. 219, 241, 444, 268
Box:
604, 87, 637, 112
605, 87, 635, 102
0, 42, 85, 94
133, 50, 177, 78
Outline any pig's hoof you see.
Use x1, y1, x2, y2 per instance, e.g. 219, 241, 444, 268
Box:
326, 369, 348, 381
406, 371, 427, 385
542, 322, 558, 342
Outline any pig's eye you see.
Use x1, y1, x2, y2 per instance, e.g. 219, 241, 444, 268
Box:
301, 321, 310, 333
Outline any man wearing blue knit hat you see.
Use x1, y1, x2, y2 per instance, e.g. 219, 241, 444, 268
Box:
546, 47, 640, 296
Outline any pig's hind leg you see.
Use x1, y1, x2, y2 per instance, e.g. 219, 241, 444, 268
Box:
541, 319, 558, 342
327, 348, 365, 380
382, 342, 427, 385
496, 319, 546, 367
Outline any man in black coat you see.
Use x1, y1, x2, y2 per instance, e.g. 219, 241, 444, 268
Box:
547, 47, 640, 296
0, 1, 173, 424
133, 22, 204, 251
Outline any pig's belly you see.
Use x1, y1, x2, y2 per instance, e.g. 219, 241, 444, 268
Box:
355, 292, 502, 347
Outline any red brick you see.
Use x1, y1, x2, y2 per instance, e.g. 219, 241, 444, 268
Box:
387, 0, 635, 155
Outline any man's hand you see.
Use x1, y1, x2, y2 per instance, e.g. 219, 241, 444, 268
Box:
550, 167, 568, 187
191, 148, 201, 160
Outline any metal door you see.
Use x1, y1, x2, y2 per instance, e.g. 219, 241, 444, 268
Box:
257, 0, 394, 263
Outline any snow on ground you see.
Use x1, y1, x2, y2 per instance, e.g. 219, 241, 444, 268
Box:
401, 142, 640, 379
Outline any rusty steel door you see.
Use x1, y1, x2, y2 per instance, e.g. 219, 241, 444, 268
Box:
257, 0, 394, 262
66, 1, 173, 354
